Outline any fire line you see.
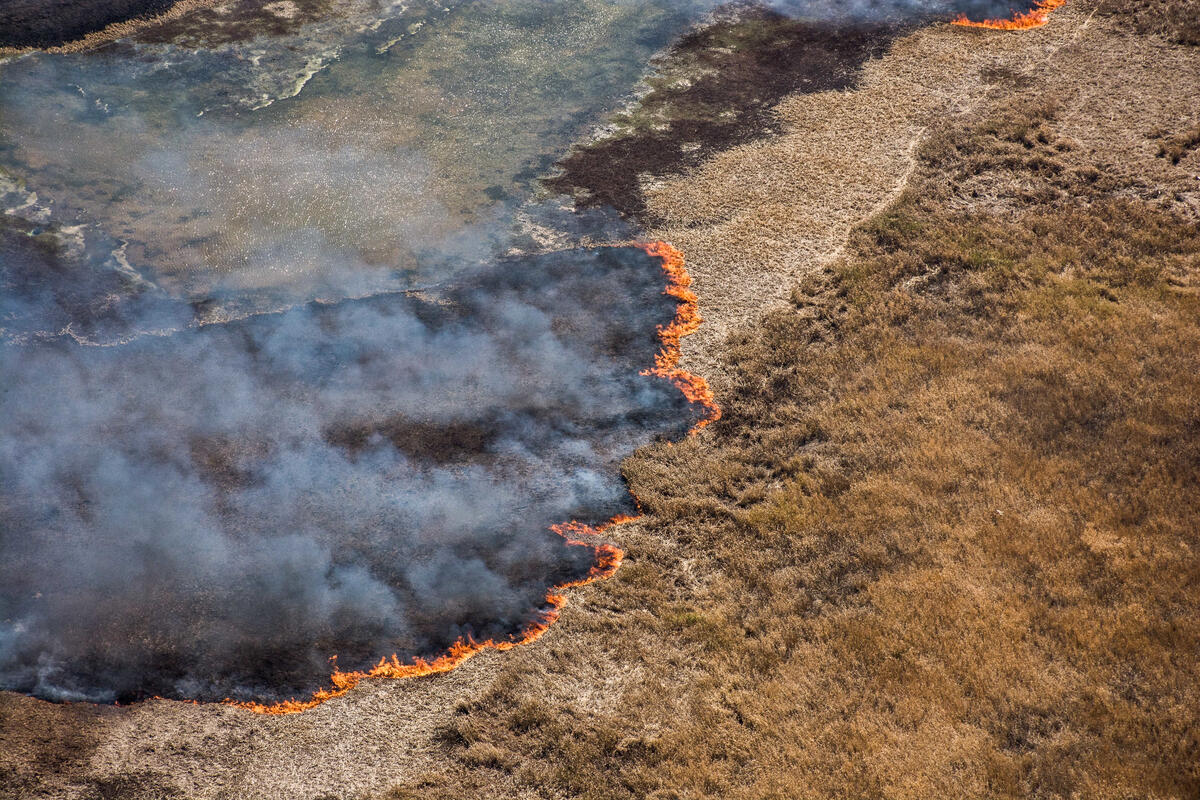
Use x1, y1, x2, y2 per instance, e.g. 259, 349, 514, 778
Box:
230, 241, 718, 715
951, 0, 1066, 30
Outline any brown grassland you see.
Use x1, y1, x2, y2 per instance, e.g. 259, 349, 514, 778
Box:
1096, 0, 1200, 44
1, 3, 1197, 799
385, 8, 1200, 799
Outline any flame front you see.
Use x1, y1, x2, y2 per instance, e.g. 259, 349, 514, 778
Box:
635, 241, 722, 431
951, 0, 1066, 30
232, 241, 716, 714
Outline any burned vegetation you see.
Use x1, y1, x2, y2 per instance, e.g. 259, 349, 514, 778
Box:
0, 246, 697, 707
543, 5, 900, 222
0, 0, 176, 49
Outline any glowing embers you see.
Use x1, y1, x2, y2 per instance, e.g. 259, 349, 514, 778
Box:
952, 0, 1067, 30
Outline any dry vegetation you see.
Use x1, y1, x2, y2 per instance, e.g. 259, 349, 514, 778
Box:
1157, 124, 1200, 165
2, 5, 1198, 799
390, 50, 1200, 800
1096, 0, 1200, 45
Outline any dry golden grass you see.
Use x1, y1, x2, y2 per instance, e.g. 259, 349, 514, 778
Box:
1157, 124, 1200, 165
398, 77, 1200, 800
3, 7, 1197, 799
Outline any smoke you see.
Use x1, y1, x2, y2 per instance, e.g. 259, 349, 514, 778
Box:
0, 242, 692, 704
0, 20, 668, 708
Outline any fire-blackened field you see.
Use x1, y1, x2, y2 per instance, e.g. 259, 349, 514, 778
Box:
543, 0, 1039, 222
544, 8, 899, 222
0, 0, 176, 49
0, 245, 696, 705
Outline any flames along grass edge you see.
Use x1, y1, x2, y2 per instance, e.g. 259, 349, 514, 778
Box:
134, 1, 1054, 715
227, 241, 720, 715
952, 0, 1067, 30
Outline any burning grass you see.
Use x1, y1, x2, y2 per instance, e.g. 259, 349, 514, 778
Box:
233, 528, 624, 715
636, 242, 721, 429
3, 5, 1198, 798
952, 0, 1067, 30
229, 241, 716, 715
397, 65, 1200, 800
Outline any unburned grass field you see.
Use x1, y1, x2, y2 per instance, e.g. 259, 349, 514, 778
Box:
399, 34, 1200, 798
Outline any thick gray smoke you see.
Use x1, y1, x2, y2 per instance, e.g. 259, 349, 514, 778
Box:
0, 243, 691, 704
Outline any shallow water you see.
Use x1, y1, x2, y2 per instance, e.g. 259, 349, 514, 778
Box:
0, 0, 711, 317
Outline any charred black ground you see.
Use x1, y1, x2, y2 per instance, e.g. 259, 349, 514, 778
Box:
0, 0, 176, 48
0, 245, 697, 705
543, 7, 901, 222
542, 1, 1049, 224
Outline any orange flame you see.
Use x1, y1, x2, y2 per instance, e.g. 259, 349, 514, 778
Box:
635, 241, 721, 431
951, 0, 1066, 29
230, 241, 717, 714
233, 529, 625, 714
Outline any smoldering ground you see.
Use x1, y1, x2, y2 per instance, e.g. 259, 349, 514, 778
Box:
0, 243, 693, 705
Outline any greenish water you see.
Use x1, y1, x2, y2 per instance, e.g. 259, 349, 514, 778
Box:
0, 0, 710, 322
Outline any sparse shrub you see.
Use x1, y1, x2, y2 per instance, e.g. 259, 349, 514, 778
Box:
460, 743, 518, 771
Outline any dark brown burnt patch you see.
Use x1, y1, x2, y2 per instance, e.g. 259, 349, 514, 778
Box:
543, 3, 901, 223
325, 416, 498, 465
0, 0, 341, 52
133, 0, 335, 48
0, 0, 175, 49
